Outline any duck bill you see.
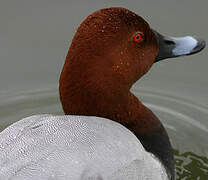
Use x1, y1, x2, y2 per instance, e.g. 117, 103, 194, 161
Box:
153, 30, 206, 62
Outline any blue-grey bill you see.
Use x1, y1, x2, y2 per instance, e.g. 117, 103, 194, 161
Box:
153, 30, 206, 62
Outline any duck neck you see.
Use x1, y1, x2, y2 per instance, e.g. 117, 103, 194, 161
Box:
126, 93, 175, 180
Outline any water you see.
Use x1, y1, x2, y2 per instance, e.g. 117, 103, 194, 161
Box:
0, 87, 207, 179
174, 150, 208, 179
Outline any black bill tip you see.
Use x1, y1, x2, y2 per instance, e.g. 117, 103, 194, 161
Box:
189, 36, 206, 55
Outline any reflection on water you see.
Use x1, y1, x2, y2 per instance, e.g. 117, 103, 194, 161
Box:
0, 87, 207, 179
174, 149, 208, 179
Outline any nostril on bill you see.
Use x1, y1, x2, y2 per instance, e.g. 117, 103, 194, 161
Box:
164, 40, 175, 45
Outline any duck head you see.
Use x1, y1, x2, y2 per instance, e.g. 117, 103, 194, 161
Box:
60, 7, 205, 117
59, 7, 205, 180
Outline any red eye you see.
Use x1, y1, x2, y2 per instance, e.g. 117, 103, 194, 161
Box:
133, 32, 144, 43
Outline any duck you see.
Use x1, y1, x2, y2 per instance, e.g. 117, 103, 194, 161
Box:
0, 7, 205, 180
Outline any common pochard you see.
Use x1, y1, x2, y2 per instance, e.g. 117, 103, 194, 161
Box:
0, 7, 205, 180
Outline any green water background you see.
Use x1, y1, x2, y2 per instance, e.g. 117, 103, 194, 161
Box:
174, 150, 208, 179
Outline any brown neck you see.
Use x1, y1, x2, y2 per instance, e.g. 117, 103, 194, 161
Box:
60, 73, 162, 134
121, 93, 163, 134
